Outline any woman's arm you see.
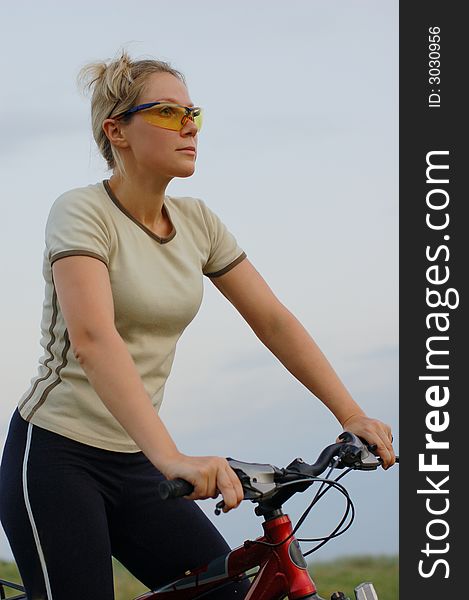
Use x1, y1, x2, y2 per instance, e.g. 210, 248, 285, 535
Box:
52, 256, 243, 510
211, 258, 396, 468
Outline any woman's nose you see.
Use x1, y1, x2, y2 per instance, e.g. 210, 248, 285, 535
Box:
180, 117, 198, 137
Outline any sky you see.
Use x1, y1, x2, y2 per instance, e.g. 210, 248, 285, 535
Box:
0, 0, 398, 567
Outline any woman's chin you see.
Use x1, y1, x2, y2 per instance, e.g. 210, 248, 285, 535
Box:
174, 164, 196, 178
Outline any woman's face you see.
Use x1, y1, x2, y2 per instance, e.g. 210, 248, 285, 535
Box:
119, 72, 199, 180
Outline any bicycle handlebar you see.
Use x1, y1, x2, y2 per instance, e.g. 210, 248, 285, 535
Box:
159, 478, 195, 500
158, 432, 397, 502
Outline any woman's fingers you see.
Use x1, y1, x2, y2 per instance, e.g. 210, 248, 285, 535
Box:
374, 434, 395, 469
181, 457, 243, 510
374, 422, 396, 469
342, 415, 396, 469
216, 468, 238, 511
214, 463, 244, 512
225, 464, 245, 508
190, 457, 219, 499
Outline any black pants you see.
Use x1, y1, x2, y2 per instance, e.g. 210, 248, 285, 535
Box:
0, 410, 248, 600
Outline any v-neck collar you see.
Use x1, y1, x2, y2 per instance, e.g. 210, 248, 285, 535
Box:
102, 179, 176, 244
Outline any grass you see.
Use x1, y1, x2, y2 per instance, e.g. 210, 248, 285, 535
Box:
310, 555, 398, 600
1, 555, 398, 599
0, 561, 22, 598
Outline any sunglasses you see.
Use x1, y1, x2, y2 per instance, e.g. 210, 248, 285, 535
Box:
113, 102, 203, 132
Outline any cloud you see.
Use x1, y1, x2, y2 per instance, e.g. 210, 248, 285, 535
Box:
2, 111, 89, 154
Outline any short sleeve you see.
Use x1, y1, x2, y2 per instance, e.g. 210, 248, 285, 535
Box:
199, 201, 247, 277
46, 189, 111, 267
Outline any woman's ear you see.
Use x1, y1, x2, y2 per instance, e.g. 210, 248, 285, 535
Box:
102, 119, 129, 149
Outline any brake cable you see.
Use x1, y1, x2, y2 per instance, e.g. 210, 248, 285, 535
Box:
247, 474, 354, 549
221, 445, 371, 553
291, 458, 356, 555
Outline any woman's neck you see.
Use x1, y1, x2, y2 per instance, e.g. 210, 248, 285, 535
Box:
108, 171, 171, 229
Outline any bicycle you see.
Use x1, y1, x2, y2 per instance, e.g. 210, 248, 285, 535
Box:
0, 432, 398, 600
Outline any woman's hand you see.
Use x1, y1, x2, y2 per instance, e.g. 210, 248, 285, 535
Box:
340, 414, 396, 469
159, 454, 244, 512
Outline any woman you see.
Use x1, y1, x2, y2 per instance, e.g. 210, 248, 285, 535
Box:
0, 51, 395, 600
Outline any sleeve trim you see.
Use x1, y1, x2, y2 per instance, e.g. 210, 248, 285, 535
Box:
204, 252, 247, 278
50, 250, 109, 268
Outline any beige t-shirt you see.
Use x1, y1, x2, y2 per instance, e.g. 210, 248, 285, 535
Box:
18, 180, 246, 451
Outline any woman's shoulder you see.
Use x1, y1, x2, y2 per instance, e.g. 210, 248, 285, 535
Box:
166, 196, 235, 244
166, 194, 205, 212
51, 181, 107, 211
45, 182, 113, 260
47, 181, 112, 227
165, 194, 218, 225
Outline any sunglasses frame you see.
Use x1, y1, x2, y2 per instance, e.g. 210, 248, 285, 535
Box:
112, 102, 202, 130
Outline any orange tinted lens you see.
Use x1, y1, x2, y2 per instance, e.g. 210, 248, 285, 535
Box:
192, 108, 203, 131
141, 104, 203, 131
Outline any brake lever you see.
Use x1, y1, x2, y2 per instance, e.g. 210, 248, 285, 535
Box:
338, 432, 382, 470
213, 458, 281, 515
214, 500, 225, 515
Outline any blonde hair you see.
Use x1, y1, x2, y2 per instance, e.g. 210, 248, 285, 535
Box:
77, 49, 186, 176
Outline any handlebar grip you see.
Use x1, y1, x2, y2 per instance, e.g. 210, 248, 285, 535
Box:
159, 478, 194, 500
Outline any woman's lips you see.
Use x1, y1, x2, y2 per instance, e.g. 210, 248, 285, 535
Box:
177, 147, 196, 155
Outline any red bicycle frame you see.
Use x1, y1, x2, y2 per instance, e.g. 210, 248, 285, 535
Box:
135, 512, 318, 600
